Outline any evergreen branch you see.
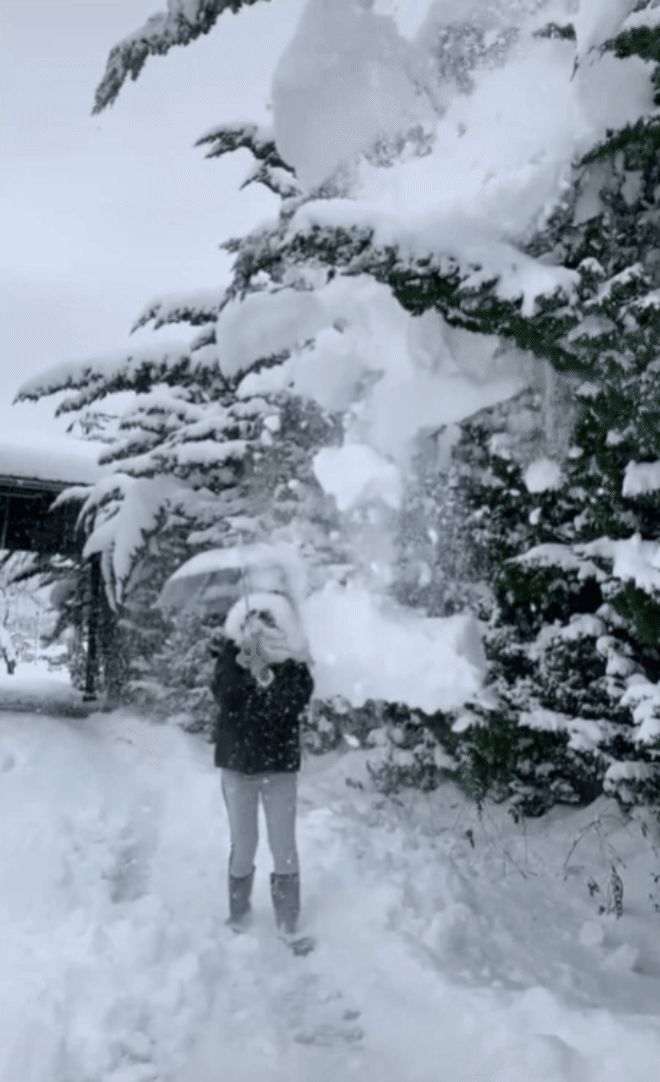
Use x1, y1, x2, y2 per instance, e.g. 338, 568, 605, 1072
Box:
233, 223, 591, 377
190, 325, 217, 352
132, 291, 222, 333
16, 351, 228, 415
612, 22, 660, 64
195, 121, 292, 172
240, 161, 300, 199
195, 122, 299, 197
581, 116, 660, 166
93, 0, 272, 114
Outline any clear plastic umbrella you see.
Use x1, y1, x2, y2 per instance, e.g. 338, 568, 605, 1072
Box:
158, 542, 308, 689
156, 542, 299, 616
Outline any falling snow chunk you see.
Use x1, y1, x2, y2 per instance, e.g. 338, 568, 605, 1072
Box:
271, 0, 431, 189
523, 457, 563, 494
313, 444, 403, 512
216, 289, 327, 379
303, 580, 486, 713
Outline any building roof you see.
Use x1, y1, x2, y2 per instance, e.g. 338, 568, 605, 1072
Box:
0, 436, 101, 491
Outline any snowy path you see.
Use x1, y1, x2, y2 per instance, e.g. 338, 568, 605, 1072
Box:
1, 712, 660, 1082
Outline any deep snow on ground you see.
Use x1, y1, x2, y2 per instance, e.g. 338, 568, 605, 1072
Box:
2, 709, 660, 1082
0, 665, 87, 717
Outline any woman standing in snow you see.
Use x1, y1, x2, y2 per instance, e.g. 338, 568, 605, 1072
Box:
210, 583, 314, 945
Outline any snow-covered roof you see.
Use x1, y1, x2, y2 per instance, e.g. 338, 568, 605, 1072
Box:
0, 436, 102, 489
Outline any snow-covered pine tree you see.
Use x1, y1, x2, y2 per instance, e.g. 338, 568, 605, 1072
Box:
469, 4, 660, 814
184, 4, 656, 811
376, 4, 660, 814
17, 0, 362, 716
22, 0, 659, 805
18, 336, 341, 713
195, 1, 658, 813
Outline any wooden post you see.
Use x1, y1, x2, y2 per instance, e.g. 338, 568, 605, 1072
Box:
0, 496, 9, 551
83, 555, 101, 701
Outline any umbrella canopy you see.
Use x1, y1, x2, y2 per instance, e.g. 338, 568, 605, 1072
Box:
157, 542, 305, 615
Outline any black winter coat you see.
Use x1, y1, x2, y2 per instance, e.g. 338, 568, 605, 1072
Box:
211, 639, 314, 774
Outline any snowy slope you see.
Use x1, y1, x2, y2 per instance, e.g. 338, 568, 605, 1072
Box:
2, 710, 660, 1082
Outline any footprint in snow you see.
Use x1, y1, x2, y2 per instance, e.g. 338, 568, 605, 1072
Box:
271, 966, 364, 1048
0, 749, 16, 772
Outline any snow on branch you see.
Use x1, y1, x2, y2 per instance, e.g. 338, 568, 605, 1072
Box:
196, 120, 290, 170
582, 535, 660, 593
132, 289, 224, 332
623, 460, 660, 497
97, 432, 164, 468
289, 202, 579, 314
240, 160, 299, 199
573, 0, 639, 64
513, 543, 607, 583
195, 121, 298, 197
82, 474, 185, 602
623, 4, 660, 34
15, 344, 224, 415
113, 438, 248, 480
92, 389, 253, 478
228, 209, 587, 377
607, 1, 660, 60
93, 0, 271, 114
189, 325, 217, 352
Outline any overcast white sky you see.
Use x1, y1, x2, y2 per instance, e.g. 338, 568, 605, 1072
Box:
1, 0, 303, 439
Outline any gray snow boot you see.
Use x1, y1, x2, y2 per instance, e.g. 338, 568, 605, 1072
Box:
270, 872, 301, 935
227, 867, 255, 931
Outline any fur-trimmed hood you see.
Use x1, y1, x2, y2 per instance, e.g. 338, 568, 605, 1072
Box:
223, 591, 308, 656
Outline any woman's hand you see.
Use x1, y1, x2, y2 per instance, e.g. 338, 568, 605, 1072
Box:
259, 627, 294, 664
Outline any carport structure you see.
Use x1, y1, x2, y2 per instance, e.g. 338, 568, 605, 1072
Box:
0, 438, 103, 699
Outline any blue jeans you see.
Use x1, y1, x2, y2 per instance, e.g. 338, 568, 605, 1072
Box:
221, 769, 299, 878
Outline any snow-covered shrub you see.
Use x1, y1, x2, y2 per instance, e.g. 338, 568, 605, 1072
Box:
365, 703, 445, 795
302, 696, 362, 756
302, 701, 344, 755
303, 697, 406, 758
